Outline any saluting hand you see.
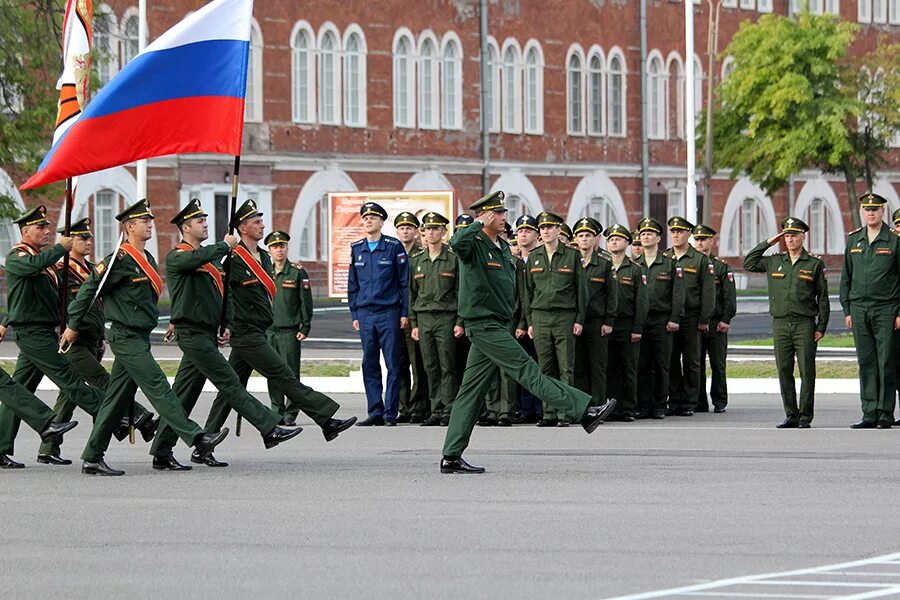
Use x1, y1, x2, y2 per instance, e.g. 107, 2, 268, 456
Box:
767, 232, 786, 246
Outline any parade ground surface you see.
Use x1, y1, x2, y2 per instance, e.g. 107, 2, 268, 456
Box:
3, 389, 900, 599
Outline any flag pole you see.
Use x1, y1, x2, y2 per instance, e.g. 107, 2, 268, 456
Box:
220, 154, 242, 436
59, 178, 73, 331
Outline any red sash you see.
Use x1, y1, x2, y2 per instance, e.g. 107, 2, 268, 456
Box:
12, 243, 57, 288
176, 243, 224, 297
120, 243, 163, 299
233, 245, 276, 301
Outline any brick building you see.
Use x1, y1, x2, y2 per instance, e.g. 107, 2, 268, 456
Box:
2, 0, 898, 294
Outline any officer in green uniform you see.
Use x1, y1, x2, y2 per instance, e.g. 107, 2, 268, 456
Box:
452, 214, 474, 414
264, 230, 313, 426
61, 199, 230, 475
631, 229, 643, 260
558, 222, 573, 247
0, 206, 109, 465
149, 201, 302, 471
410, 212, 463, 426
604, 224, 649, 421
665, 216, 715, 416
636, 217, 685, 419
525, 211, 588, 427
40, 217, 157, 464
893, 208, 900, 425
202, 200, 357, 446
395, 211, 429, 423
840, 193, 900, 429
744, 217, 829, 428
511, 215, 543, 424
572, 217, 618, 407
440, 191, 616, 474
693, 224, 737, 413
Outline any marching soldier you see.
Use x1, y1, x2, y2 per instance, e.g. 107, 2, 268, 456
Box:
395, 211, 429, 423
149, 201, 303, 471
61, 199, 230, 475
202, 200, 357, 447
744, 217, 829, 428
348, 202, 409, 426
525, 211, 588, 427
440, 191, 615, 474
572, 217, 618, 407
452, 213, 475, 409
840, 193, 900, 429
604, 224, 648, 421
664, 216, 715, 417
693, 225, 737, 413
264, 230, 313, 426
410, 212, 463, 426
636, 217, 685, 419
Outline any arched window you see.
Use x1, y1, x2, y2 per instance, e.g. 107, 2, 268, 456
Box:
501, 42, 522, 133
244, 22, 263, 122
318, 28, 340, 125
122, 15, 139, 66
485, 40, 501, 133
297, 195, 330, 262
608, 53, 626, 136
725, 197, 775, 255
587, 52, 604, 136
523, 43, 543, 134
94, 9, 118, 87
721, 56, 736, 82
344, 29, 366, 127
584, 197, 617, 232
393, 33, 415, 128
647, 55, 665, 139
693, 56, 704, 118
441, 36, 462, 130
668, 55, 684, 139
418, 36, 438, 129
291, 23, 315, 123
806, 198, 826, 254
567, 52, 584, 135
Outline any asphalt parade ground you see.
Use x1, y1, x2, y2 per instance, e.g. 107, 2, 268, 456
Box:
2, 389, 900, 599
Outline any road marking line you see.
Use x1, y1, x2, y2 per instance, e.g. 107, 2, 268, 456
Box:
838, 587, 900, 600
684, 593, 830, 598
751, 582, 887, 588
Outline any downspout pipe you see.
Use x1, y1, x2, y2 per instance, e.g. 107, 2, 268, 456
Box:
480, 0, 490, 195
640, 0, 650, 217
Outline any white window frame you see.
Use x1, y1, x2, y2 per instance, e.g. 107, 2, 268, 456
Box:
890, 0, 900, 22
740, 0, 755, 9
501, 39, 522, 134
647, 52, 666, 140
343, 26, 367, 128
693, 55, 704, 119
121, 11, 139, 66
418, 31, 440, 130
667, 53, 685, 140
317, 23, 341, 126
607, 49, 627, 138
723, 0, 738, 7
93, 190, 122, 260
393, 29, 415, 128
566, 44, 586, 136
758, 0, 773, 11
523, 40, 544, 135
485, 38, 501, 133
441, 32, 463, 131
94, 6, 119, 88
587, 47, 605, 136
244, 20, 263, 123
290, 21, 316, 124
873, 0, 888, 21
859, 0, 873, 21
721, 56, 736, 82
807, 198, 826, 254
740, 198, 762, 254
825, 0, 840, 14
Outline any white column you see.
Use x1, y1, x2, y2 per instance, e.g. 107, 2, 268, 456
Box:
685, 0, 698, 223
136, 0, 148, 199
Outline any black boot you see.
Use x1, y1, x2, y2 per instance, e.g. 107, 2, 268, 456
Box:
262, 425, 304, 449
580, 399, 618, 434
322, 417, 357, 441
81, 459, 125, 476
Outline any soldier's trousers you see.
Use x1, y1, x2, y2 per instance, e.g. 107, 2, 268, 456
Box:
698, 326, 728, 411
151, 326, 279, 458
485, 320, 519, 420
637, 313, 673, 416
82, 325, 205, 462
894, 329, 900, 413
399, 326, 428, 418
574, 318, 610, 406
267, 328, 303, 422
532, 310, 577, 420
0, 367, 54, 445
443, 317, 591, 458
668, 315, 702, 412
515, 334, 542, 418
205, 326, 339, 432
0, 325, 103, 456
772, 317, 816, 423
606, 319, 639, 416
416, 311, 458, 416
849, 305, 897, 423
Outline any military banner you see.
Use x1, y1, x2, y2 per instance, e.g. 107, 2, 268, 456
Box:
328, 190, 455, 298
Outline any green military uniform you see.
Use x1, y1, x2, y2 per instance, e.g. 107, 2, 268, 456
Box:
204, 200, 342, 436
893, 208, 900, 423
636, 217, 686, 419
744, 217, 829, 426
394, 212, 429, 422
695, 224, 737, 413
604, 224, 649, 420
839, 194, 900, 427
151, 200, 281, 461
572, 217, 618, 407
525, 211, 588, 425
67, 199, 210, 464
0, 205, 105, 458
263, 230, 314, 424
483, 246, 523, 424
409, 212, 460, 422
664, 216, 715, 415
443, 192, 594, 460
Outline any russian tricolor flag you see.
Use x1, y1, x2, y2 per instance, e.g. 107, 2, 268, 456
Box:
21, 0, 254, 190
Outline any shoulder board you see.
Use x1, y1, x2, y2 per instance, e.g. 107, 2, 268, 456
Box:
445, 244, 455, 253
662, 249, 673, 258
410, 248, 425, 258
849, 227, 862, 236
351, 239, 365, 247
117, 250, 128, 260
598, 249, 612, 260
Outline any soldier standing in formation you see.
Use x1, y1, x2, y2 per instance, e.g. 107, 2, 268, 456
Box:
744, 217, 829, 428
631, 230, 643, 259
840, 193, 900, 429
394, 211, 429, 424
693, 225, 737, 414
511, 215, 543, 424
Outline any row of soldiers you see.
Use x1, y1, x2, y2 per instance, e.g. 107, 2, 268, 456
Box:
0, 198, 356, 473
347, 201, 737, 429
